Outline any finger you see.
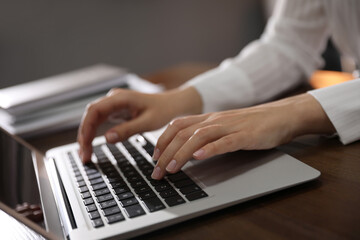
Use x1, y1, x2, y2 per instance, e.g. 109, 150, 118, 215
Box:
78, 97, 107, 163
153, 115, 207, 161
152, 124, 198, 179
165, 124, 227, 173
105, 110, 153, 143
106, 88, 121, 97
192, 132, 245, 160
78, 93, 132, 162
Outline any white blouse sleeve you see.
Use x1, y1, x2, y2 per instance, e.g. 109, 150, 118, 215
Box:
184, 0, 329, 113
308, 78, 360, 144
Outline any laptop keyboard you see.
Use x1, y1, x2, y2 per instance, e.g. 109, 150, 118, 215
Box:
67, 135, 208, 228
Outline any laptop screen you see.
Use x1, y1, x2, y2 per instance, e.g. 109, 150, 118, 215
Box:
0, 128, 47, 232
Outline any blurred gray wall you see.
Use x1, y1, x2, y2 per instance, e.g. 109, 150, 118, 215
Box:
0, 0, 265, 88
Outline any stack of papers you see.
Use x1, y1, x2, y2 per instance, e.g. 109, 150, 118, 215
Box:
0, 64, 163, 137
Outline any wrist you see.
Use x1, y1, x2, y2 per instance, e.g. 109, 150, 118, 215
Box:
165, 86, 203, 116
289, 93, 336, 138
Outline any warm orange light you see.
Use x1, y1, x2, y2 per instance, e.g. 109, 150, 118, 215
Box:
310, 70, 354, 89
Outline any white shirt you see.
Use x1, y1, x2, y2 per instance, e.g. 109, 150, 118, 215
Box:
185, 0, 360, 145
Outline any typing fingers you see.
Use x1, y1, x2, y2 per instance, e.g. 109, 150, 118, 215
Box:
153, 115, 208, 160
78, 92, 131, 162
165, 124, 228, 173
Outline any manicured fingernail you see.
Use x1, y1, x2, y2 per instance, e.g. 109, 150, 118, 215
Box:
193, 149, 205, 159
166, 159, 177, 172
151, 167, 162, 179
106, 131, 119, 142
152, 148, 160, 160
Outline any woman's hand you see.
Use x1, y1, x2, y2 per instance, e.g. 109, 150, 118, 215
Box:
151, 93, 335, 179
78, 87, 202, 163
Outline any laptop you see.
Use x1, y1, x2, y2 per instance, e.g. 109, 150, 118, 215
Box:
0, 126, 320, 239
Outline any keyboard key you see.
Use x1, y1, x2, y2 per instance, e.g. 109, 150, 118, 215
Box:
133, 186, 151, 194
91, 182, 108, 191
96, 194, 114, 203
83, 162, 96, 169
174, 179, 194, 188
94, 188, 111, 196
108, 181, 127, 188
102, 206, 121, 216
133, 155, 146, 163
106, 171, 121, 179
89, 177, 105, 185
154, 183, 172, 192
78, 186, 89, 193
142, 169, 154, 177
87, 172, 102, 180
81, 192, 92, 199
124, 204, 145, 218
137, 191, 156, 200
185, 191, 208, 201
107, 177, 125, 184
98, 161, 113, 169
76, 180, 86, 188
76, 176, 84, 182
113, 185, 131, 194
136, 159, 151, 167
141, 137, 155, 156
106, 213, 125, 224
120, 164, 135, 172
89, 210, 101, 220
130, 180, 147, 188
91, 218, 104, 228
179, 184, 202, 195
123, 170, 139, 178
85, 168, 99, 175
167, 171, 189, 182
97, 157, 110, 164
116, 192, 134, 200
74, 170, 82, 177
99, 199, 117, 209
127, 175, 143, 182
118, 161, 131, 168
83, 198, 94, 205
142, 197, 166, 212
114, 155, 128, 163
86, 204, 98, 212
88, 172, 101, 180
159, 189, 178, 199
164, 195, 186, 207
149, 179, 167, 186
67, 152, 75, 160
101, 167, 117, 175
121, 197, 138, 207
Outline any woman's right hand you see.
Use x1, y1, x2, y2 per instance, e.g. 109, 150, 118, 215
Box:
77, 87, 202, 163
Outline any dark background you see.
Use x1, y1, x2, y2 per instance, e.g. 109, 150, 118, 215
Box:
0, 0, 266, 88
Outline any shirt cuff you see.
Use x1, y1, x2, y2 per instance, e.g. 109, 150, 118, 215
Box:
308, 78, 360, 144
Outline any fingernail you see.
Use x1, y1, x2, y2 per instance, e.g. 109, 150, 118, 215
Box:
193, 149, 205, 159
152, 148, 160, 160
106, 131, 119, 142
151, 167, 162, 179
166, 159, 177, 172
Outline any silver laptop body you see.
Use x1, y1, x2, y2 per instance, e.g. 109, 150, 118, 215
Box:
39, 128, 320, 240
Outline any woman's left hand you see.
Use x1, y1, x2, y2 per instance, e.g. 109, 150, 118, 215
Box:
151, 93, 335, 180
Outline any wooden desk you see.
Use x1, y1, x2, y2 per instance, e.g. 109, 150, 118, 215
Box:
27, 63, 360, 240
